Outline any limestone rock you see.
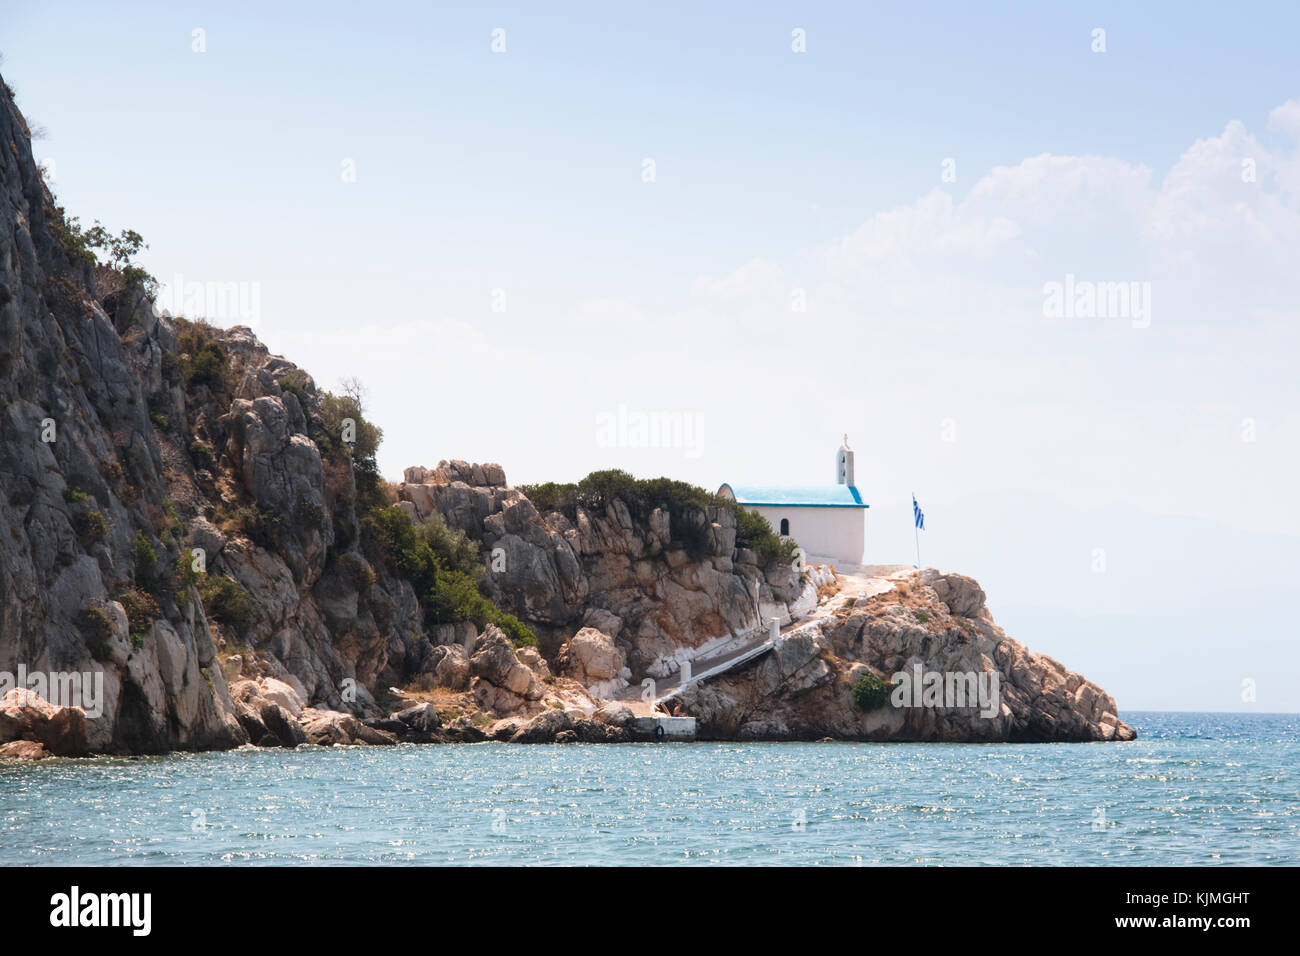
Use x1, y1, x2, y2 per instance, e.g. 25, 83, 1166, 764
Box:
594, 701, 635, 727
442, 715, 487, 743
680, 569, 1135, 744
0, 689, 89, 757
259, 677, 306, 717
558, 627, 626, 683
468, 626, 543, 715
0, 740, 49, 761
300, 708, 397, 746
920, 569, 987, 618
510, 708, 571, 744
396, 468, 807, 684
394, 702, 442, 736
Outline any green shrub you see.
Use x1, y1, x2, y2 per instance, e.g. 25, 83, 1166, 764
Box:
221, 503, 280, 549
132, 530, 159, 593
199, 575, 254, 637
162, 499, 185, 542
732, 505, 771, 545
416, 511, 479, 577
175, 552, 203, 594
519, 470, 718, 558
49, 206, 97, 268
317, 389, 382, 464
496, 613, 538, 648
852, 672, 892, 711
516, 481, 575, 513
187, 439, 216, 473
276, 369, 313, 411
426, 565, 537, 647
363, 505, 438, 595
577, 470, 715, 521
424, 565, 484, 624
76, 604, 114, 660
519, 470, 799, 568
731, 503, 798, 568
118, 588, 159, 648
753, 529, 799, 568
520, 470, 714, 523
337, 552, 376, 593
175, 318, 230, 389
184, 341, 228, 388
314, 384, 385, 515
80, 221, 147, 270
121, 264, 158, 299
361, 504, 535, 646
71, 507, 108, 542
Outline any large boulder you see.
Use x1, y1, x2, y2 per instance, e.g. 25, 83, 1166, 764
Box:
509, 708, 571, 744
432, 645, 471, 690
299, 708, 397, 746
0, 740, 49, 761
259, 677, 306, 717
0, 689, 88, 757
229, 680, 306, 747
594, 700, 635, 727
559, 627, 626, 683
920, 570, 987, 618
469, 626, 543, 714
393, 702, 442, 742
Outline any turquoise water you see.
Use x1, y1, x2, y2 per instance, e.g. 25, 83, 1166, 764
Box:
2, 712, 1296, 865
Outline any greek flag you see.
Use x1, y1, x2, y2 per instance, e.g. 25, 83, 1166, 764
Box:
913, 495, 925, 531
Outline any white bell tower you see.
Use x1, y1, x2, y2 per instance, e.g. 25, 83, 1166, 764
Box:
836, 434, 855, 486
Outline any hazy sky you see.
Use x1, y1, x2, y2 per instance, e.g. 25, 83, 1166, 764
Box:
4, 0, 1297, 546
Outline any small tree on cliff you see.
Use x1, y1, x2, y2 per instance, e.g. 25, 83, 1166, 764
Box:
852, 672, 892, 711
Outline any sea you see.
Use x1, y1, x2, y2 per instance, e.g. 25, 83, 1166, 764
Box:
1, 712, 1295, 865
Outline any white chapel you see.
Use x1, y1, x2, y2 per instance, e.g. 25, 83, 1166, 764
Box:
718, 436, 868, 570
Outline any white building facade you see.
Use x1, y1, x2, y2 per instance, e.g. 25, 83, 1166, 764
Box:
718, 437, 867, 570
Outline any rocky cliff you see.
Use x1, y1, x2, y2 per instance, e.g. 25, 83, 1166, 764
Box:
0, 74, 442, 755
398, 462, 816, 688
1, 77, 243, 754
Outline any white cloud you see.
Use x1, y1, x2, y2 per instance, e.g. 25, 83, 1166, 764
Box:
691, 257, 786, 309
1267, 98, 1300, 140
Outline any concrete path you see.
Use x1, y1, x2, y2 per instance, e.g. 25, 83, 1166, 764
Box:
617, 563, 909, 714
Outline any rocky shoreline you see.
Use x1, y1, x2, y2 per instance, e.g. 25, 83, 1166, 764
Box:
2, 559, 1136, 759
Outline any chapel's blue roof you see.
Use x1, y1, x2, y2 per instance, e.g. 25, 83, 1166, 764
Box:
717, 483, 868, 508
